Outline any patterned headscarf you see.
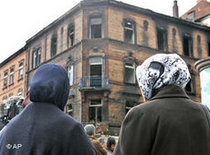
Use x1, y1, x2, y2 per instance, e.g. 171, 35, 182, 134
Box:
136, 53, 191, 100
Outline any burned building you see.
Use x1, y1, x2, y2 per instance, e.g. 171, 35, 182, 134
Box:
25, 0, 210, 135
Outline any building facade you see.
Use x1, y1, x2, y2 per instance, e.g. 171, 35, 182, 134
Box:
0, 48, 26, 117
25, 0, 210, 135
181, 0, 210, 26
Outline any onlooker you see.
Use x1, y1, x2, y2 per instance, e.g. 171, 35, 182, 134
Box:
106, 137, 116, 155
98, 136, 107, 149
22, 90, 31, 108
85, 124, 107, 155
0, 92, 31, 135
114, 54, 210, 155
0, 64, 96, 155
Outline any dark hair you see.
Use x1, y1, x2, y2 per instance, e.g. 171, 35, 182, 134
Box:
107, 137, 116, 150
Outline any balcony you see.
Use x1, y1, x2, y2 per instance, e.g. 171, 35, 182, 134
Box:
79, 76, 109, 90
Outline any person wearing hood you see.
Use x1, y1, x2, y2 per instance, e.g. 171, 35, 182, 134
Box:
0, 64, 96, 155
114, 54, 210, 155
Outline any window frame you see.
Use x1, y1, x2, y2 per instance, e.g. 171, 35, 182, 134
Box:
9, 67, 15, 85
68, 64, 74, 86
183, 34, 193, 57
32, 48, 41, 69
124, 57, 136, 84
3, 71, 8, 88
51, 34, 57, 57
157, 27, 168, 51
18, 61, 24, 79
89, 16, 102, 39
88, 99, 102, 123
68, 24, 74, 48
123, 19, 136, 44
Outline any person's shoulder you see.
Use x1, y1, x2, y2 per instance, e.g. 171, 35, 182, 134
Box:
129, 100, 156, 114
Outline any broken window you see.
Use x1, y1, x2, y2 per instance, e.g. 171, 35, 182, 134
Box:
68, 65, 74, 86
51, 35, 57, 57
183, 35, 193, 57
208, 42, 210, 56
3, 71, 8, 88
157, 28, 167, 51
123, 19, 135, 44
89, 57, 102, 87
68, 24, 74, 47
9, 67, 14, 85
124, 61, 135, 84
89, 17, 102, 39
32, 48, 41, 68
18, 61, 23, 79
89, 99, 102, 123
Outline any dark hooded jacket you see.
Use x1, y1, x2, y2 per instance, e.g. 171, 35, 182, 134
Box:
0, 64, 96, 155
114, 85, 210, 155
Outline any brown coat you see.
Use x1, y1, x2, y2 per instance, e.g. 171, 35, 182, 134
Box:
114, 85, 210, 155
89, 136, 107, 155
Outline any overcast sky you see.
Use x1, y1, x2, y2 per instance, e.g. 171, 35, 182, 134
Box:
0, 0, 198, 63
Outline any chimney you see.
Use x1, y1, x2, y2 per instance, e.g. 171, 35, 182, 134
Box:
173, 0, 179, 17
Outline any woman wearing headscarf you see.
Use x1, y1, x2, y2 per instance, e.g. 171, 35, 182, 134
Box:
0, 64, 96, 155
114, 54, 210, 155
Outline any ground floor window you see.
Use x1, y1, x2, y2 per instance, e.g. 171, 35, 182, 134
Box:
89, 99, 102, 123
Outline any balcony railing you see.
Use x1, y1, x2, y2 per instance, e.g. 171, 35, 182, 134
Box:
79, 76, 109, 88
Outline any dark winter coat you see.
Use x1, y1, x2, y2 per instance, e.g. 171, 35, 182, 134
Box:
0, 64, 96, 155
114, 85, 210, 155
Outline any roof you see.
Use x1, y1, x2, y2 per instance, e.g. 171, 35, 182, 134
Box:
0, 47, 25, 67
181, 0, 210, 21
26, 0, 210, 44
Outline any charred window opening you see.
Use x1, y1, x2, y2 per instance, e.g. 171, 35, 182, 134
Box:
124, 60, 136, 84
89, 57, 102, 87
172, 28, 176, 36
208, 42, 210, 56
143, 20, 148, 31
89, 17, 102, 39
32, 48, 41, 68
197, 35, 201, 57
68, 24, 74, 47
3, 72, 8, 88
89, 99, 102, 123
51, 35, 57, 57
123, 19, 135, 44
9, 67, 14, 85
157, 28, 167, 51
183, 35, 193, 57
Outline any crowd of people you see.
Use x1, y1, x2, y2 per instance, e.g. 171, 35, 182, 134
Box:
0, 53, 209, 155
